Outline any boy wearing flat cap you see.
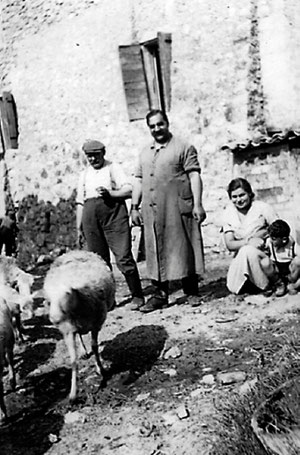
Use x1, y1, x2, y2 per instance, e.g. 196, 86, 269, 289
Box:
76, 140, 144, 309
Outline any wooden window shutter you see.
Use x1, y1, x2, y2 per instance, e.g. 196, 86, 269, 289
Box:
119, 44, 149, 121
157, 32, 172, 111
0, 92, 19, 149
141, 40, 163, 111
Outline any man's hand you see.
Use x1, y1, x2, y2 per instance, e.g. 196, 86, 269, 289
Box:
96, 186, 110, 199
131, 209, 143, 226
192, 204, 206, 224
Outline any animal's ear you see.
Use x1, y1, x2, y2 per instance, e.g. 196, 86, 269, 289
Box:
70, 288, 80, 297
69, 288, 81, 306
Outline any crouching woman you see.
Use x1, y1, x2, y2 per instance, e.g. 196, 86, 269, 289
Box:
222, 178, 277, 294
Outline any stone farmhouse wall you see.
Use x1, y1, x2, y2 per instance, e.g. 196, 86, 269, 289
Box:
0, 0, 299, 265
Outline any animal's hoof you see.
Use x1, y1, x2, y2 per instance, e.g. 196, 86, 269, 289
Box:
81, 352, 92, 360
0, 415, 8, 425
9, 379, 16, 392
68, 394, 77, 403
99, 375, 108, 389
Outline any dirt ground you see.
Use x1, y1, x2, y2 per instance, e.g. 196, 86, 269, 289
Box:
1, 252, 300, 455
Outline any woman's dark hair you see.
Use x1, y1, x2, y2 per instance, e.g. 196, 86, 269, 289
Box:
227, 178, 255, 200
146, 109, 169, 126
268, 219, 290, 238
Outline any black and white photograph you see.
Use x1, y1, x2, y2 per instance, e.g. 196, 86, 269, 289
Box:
0, 1, 300, 453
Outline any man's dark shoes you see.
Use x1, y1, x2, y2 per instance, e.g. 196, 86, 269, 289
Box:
139, 294, 168, 313
130, 296, 145, 311
263, 286, 274, 297
185, 295, 202, 307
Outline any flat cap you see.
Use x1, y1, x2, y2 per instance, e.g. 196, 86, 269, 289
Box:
82, 140, 105, 153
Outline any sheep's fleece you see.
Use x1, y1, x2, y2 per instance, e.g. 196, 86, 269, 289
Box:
43, 250, 116, 319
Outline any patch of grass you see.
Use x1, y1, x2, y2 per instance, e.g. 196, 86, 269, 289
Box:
209, 336, 300, 455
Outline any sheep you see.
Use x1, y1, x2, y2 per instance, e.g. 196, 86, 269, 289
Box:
0, 284, 31, 342
0, 297, 16, 422
0, 257, 35, 342
0, 256, 34, 318
43, 250, 116, 402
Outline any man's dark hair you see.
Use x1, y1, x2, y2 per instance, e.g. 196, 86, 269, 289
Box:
268, 219, 290, 238
146, 109, 169, 126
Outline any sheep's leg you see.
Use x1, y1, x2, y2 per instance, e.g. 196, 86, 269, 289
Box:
6, 348, 15, 391
14, 312, 25, 343
0, 379, 7, 421
0, 354, 7, 421
79, 335, 93, 360
91, 330, 105, 377
64, 331, 77, 402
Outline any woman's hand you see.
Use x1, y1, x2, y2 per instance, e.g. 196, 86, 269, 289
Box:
247, 237, 265, 250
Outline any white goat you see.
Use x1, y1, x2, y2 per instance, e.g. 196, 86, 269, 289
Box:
43, 250, 115, 402
0, 297, 16, 422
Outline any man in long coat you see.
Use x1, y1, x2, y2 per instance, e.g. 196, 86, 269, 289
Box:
131, 109, 206, 313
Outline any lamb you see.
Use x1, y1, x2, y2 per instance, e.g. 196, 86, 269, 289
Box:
0, 297, 16, 422
0, 257, 35, 341
43, 249, 116, 402
0, 256, 34, 317
0, 284, 30, 342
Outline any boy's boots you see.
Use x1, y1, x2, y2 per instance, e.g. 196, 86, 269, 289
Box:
275, 278, 287, 297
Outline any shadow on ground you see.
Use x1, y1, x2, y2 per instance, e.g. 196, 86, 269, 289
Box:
198, 277, 230, 301
1, 367, 70, 455
101, 324, 168, 384
16, 314, 61, 380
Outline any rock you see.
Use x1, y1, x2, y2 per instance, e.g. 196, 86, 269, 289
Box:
48, 433, 58, 443
163, 368, 177, 377
50, 246, 66, 257
136, 392, 150, 402
36, 254, 53, 265
201, 374, 215, 385
190, 388, 203, 398
217, 371, 247, 385
162, 412, 178, 426
244, 294, 267, 305
215, 317, 238, 323
64, 411, 86, 424
202, 367, 212, 373
163, 345, 182, 359
201, 309, 210, 315
176, 404, 189, 420
239, 377, 258, 395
